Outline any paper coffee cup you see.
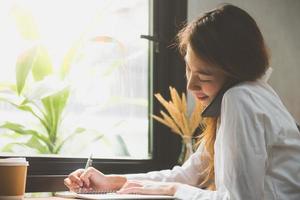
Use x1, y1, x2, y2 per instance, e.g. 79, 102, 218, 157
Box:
0, 158, 29, 200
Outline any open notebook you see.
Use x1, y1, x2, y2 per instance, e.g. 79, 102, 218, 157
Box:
55, 191, 175, 200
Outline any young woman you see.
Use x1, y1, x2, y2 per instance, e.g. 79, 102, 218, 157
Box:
64, 4, 300, 199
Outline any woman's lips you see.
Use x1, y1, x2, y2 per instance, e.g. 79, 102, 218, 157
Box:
195, 93, 209, 101
197, 96, 209, 101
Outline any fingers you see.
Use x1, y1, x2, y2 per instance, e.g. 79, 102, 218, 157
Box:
64, 178, 77, 190
79, 167, 98, 188
64, 167, 108, 192
64, 169, 85, 191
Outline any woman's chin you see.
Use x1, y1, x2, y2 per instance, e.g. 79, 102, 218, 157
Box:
200, 102, 209, 107
197, 97, 210, 106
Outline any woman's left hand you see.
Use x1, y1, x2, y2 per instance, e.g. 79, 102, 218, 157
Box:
117, 180, 179, 196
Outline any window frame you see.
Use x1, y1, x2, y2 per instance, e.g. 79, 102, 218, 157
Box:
0, 0, 187, 192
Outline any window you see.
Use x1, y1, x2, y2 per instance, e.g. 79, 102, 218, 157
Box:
0, 0, 187, 192
0, 0, 149, 158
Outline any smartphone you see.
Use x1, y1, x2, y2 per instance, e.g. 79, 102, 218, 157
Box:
201, 81, 237, 117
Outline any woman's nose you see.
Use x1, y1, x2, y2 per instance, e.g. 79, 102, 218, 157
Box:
187, 74, 200, 91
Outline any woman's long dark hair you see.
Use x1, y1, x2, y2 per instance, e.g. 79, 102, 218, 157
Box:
177, 4, 270, 190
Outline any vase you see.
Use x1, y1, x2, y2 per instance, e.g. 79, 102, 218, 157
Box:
178, 137, 194, 165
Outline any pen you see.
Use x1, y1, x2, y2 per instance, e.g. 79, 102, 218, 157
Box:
84, 153, 93, 170
78, 154, 93, 193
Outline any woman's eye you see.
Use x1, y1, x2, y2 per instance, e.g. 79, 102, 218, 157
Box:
198, 77, 212, 82
197, 75, 212, 83
199, 79, 211, 83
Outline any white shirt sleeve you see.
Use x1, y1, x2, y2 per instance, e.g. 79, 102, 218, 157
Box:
174, 88, 268, 200
125, 141, 209, 187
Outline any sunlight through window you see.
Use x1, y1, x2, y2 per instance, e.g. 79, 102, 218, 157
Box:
0, 0, 149, 159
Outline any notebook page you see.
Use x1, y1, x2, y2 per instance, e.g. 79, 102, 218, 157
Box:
77, 193, 175, 199
55, 191, 175, 200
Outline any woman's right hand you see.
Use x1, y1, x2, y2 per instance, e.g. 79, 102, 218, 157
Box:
64, 167, 127, 192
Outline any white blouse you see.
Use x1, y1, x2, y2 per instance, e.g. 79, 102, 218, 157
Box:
126, 72, 300, 199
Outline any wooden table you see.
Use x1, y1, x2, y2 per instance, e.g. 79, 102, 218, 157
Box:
25, 198, 69, 200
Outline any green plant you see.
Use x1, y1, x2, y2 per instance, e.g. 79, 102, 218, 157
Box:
0, 45, 84, 154
0, 5, 133, 156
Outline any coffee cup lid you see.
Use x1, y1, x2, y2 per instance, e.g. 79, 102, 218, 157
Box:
0, 157, 29, 166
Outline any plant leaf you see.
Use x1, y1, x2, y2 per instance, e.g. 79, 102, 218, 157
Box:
52, 87, 70, 116
60, 38, 84, 78
16, 46, 38, 95
17, 103, 49, 132
1, 143, 20, 152
24, 76, 68, 100
31, 46, 53, 81
0, 122, 49, 147
11, 5, 40, 40
40, 97, 54, 136
16, 45, 53, 95
112, 134, 130, 157
0, 95, 24, 109
0, 132, 21, 139
0, 95, 50, 133
92, 133, 105, 142
0, 82, 17, 92
25, 136, 49, 154
41, 87, 70, 143
54, 127, 86, 154
43, 87, 70, 124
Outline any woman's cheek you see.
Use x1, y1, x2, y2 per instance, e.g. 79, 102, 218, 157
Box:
202, 84, 215, 96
